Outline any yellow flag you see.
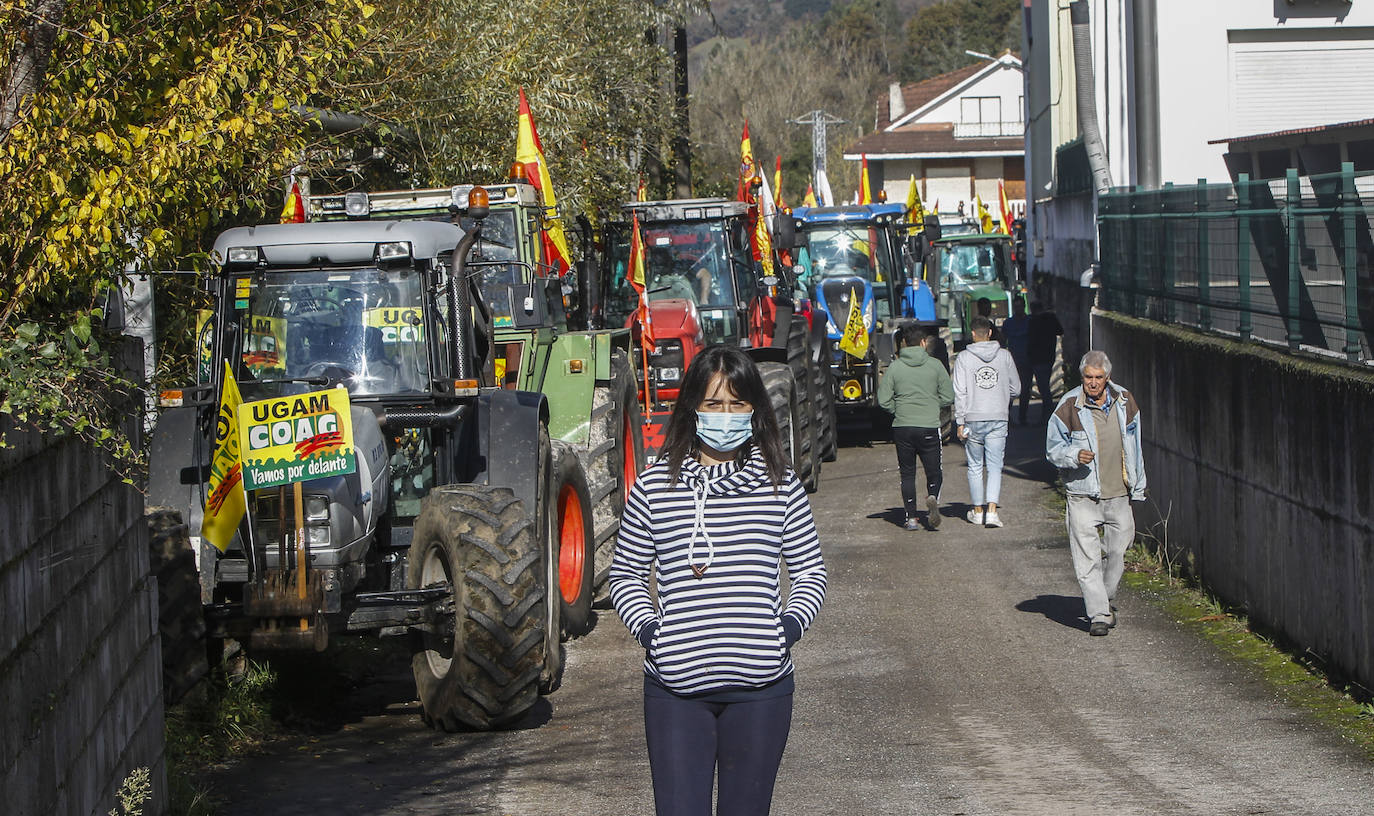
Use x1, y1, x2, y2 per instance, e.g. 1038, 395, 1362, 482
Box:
906, 174, 926, 225
977, 195, 996, 234
202, 361, 246, 552
838, 289, 869, 359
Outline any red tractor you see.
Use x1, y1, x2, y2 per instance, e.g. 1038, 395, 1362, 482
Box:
589, 198, 834, 491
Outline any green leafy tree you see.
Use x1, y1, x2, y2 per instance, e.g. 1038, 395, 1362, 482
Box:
0, 0, 371, 464
901, 0, 1021, 82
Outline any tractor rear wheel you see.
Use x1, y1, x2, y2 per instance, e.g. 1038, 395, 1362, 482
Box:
785, 318, 820, 491
550, 440, 595, 638
759, 362, 801, 478
408, 484, 545, 731
813, 349, 838, 462
588, 349, 644, 597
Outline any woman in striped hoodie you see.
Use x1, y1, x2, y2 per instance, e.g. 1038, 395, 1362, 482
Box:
610, 344, 828, 816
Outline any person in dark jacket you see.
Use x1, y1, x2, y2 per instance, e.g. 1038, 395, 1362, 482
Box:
1026, 301, 1064, 422
877, 324, 955, 531
610, 344, 827, 816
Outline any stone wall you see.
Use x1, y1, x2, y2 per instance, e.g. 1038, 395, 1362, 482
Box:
0, 415, 166, 816
1094, 311, 1374, 692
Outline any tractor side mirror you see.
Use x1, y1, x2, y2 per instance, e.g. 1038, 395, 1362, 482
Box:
773, 212, 796, 251
922, 214, 942, 243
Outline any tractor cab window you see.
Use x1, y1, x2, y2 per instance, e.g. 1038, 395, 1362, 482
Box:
605, 220, 741, 342
936, 241, 1010, 292
795, 225, 898, 320
233, 267, 430, 399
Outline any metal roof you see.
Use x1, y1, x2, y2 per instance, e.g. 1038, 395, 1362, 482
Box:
213, 219, 466, 265
792, 203, 909, 224
1208, 117, 1374, 145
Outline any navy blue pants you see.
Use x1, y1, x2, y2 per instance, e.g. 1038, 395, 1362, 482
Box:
643, 691, 793, 816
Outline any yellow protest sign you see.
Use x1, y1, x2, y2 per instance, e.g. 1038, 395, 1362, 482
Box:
365, 306, 424, 343
202, 362, 246, 552
236, 387, 357, 490
243, 315, 287, 374
838, 289, 869, 359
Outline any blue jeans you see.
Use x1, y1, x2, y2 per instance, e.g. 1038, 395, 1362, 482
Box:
964, 420, 1008, 506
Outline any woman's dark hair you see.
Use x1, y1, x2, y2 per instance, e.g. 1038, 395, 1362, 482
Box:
661, 344, 790, 486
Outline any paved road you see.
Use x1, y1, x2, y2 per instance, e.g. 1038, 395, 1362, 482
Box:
209, 422, 1374, 815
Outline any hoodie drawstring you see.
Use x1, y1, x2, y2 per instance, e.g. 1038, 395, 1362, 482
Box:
687, 474, 714, 579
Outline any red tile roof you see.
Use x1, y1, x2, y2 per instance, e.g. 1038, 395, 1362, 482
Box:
877, 63, 984, 129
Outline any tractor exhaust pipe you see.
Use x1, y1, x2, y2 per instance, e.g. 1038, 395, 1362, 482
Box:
449, 223, 483, 381
1070, 0, 1113, 195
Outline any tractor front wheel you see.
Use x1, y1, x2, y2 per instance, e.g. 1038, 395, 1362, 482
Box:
408, 484, 545, 731
551, 441, 595, 638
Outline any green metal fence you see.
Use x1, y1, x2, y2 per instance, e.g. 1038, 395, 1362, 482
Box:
1098, 162, 1374, 364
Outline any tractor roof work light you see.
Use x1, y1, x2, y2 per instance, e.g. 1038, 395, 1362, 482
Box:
376, 241, 412, 263
226, 246, 261, 267
344, 192, 371, 218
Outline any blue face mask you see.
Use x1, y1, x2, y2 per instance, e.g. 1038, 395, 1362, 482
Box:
696, 411, 754, 452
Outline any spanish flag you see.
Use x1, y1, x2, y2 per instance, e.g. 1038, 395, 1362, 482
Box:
627, 213, 655, 347
998, 180, 1013, 235
773, 155, 785, 209
202, 362, 246, 552
803, 184, 818, 208
737, 120, 774, 277
280, 179, 305, 224
859, 154, 872, 205
516, 88, 573, 276
838, 289, 869, 359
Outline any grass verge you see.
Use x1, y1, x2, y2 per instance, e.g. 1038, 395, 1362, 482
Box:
164, 638, 411, 815
1123, 543, 1374, 759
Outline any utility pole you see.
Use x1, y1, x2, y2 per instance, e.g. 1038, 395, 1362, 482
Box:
789, 110, 847, 183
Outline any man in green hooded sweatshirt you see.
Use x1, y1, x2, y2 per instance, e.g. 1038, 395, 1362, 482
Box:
878, 324, 955, 531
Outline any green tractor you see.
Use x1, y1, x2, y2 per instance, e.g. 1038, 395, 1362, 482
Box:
929, 232, 1027, 347
148, 193, 641, 731
306, 182, 645, 635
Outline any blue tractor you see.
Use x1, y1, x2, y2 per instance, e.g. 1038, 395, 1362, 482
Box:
788, 204, 937, 419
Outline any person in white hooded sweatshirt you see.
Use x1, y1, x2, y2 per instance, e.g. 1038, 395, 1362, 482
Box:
952, 316, 1021, 527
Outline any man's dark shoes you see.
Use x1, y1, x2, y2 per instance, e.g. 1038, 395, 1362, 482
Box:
903, 516, 922, 532
926, 495, 941, 529
1089, 621, 1110, 637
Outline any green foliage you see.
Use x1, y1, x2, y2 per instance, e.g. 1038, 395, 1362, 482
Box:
902, 0, 1021, 83
317, 0, 700, 217
0, 308, 142, 476
108, 767, 152, 816
0, 0, 371, 455
690, 25, 881, 202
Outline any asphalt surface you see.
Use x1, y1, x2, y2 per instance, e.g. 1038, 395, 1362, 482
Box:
207, 420, 1374, 815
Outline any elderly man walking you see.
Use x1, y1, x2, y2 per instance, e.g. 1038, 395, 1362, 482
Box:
1046, 351, 1147, 637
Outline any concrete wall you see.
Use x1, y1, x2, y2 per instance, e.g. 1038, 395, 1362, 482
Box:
0, 412, 166, 815
1094, 311, 1374, 691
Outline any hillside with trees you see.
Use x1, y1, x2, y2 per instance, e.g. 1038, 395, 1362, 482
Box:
686, 0, 1021, 202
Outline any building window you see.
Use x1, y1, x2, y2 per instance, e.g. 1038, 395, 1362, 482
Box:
957, 97, 1017, 138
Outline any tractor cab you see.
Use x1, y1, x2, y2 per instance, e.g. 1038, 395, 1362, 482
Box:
929, 232, 1024, 344
602, 199, 757, 397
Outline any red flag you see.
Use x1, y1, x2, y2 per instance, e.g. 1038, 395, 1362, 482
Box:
516, 88, 573, 276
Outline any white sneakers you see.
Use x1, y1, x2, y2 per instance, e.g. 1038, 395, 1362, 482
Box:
966, 508, 1004, 527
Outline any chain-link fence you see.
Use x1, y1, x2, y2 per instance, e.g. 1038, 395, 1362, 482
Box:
1098, 164, 1374, 364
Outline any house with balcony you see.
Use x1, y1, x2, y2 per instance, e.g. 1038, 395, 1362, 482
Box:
844, 51, 1024, 224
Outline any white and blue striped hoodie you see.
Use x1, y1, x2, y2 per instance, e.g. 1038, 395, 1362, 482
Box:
609, 447, 827, 697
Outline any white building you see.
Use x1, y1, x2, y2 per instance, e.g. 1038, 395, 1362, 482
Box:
1023, 0, 1374, 357
845, 52, 1025, 222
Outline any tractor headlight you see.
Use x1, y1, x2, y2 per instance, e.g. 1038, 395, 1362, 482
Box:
376, 241, 411, 262
344, 191, 370, 218
306, 496, 330, 521
307, 526, 332, 547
